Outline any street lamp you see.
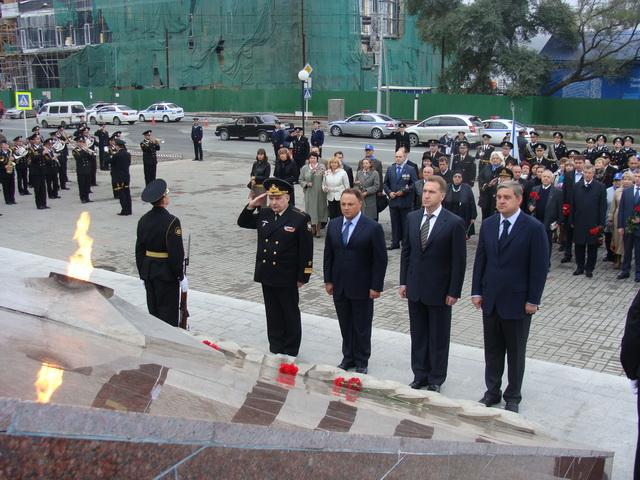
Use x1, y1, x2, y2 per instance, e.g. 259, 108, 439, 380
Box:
298, 69, 310, 134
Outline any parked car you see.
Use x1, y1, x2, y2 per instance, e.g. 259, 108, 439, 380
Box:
5, 107, 36, 119
37, 101, 86, 128
138, 102, 184, 122
481, 118, 534, 144
328, 113, 399, 139
89, 104, 137, 125
215, 114, 293, 142
405, 114, 484, 147
85, 102, 115, 121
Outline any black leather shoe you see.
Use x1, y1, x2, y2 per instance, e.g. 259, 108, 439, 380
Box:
617, 272, 630, 279
387, 245, 399, 250
426, 384, 441, 393
572, 269, 584, 275
355, 367, 368, 375
478, 395, 501, 407
337, 361, 355, 371
409, 379, 429, 390
585, 271, 593, 278
504, 401, 519, 413
560, 257, 572, 263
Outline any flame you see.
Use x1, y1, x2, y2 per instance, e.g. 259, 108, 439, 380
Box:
67, 211, 94, 281
35, 364, 64, 403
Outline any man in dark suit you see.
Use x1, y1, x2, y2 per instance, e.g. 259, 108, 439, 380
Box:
527, 169, 562, 261
384, 148, 418, 250
617, 171, 640, 280
435, 156, 453, 184
400, 175, 466, 392
621, 290, 640, 479
571, 164, 607, 277
472, 181, 549, 413
324, 188, 388, 374
561, 155, 586, 263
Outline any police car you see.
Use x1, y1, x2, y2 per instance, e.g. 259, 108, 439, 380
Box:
138, 102, 184, 123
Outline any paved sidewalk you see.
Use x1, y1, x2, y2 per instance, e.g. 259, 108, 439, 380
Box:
3, 247, 634, 479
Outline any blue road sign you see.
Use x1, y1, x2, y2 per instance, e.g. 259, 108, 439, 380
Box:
304, 88, 312, 100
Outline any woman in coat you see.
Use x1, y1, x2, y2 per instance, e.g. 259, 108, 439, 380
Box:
299, 152, 327, 236
249, 148, 270, 208
274, 147, 299, 206
443, 171, 477, 238
354, 157, 380, 220
609, 171, 633, 265
322, 154, 350, 219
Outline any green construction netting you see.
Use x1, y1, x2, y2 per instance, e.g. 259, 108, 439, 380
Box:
58, 0, 438, 91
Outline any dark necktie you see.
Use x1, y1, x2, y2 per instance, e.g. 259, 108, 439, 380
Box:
499, 219, 510, 250
635, 188, 639, 203
420, 214, 434, 251
342, 220, 352, 246
396, 165, 402, 177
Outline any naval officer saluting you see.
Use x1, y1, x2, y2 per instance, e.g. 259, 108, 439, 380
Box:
238, 178, 314, 357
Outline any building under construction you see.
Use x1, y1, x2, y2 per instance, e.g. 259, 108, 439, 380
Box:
0, 0, 439, 92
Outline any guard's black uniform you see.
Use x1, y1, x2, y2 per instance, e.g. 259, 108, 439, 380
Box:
237, 204, 313, 356
28, 145, 47, 209
111, 146, 132, 215
140, 139, 160, 185
395, 131, 411, 153
136, 206, 185, 326
95, 128, 110, 170
451, 153, 476, 186
475, 142, 494, 170
73, 147, 93, 203
13, 145, 30, 195
0, 149, 16, 205
44, 148, 60, 199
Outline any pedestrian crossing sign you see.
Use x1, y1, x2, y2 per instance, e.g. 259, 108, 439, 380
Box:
15, 91, 32, 111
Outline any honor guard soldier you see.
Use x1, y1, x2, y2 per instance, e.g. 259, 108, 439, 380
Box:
27, 133, 48, 209
289, 127, 310, 171
111, 138, 132, 215
136, 179, 185, 327
0, 140, 16, 205
583, 136, 598, 162
42, 137, 60, 199
550, 132, 568, 162
95, 123, 110, 171
475, 133, 495, 168
310, 120, 324, 157
524, 131, 541, 161
72, 137, 93, 203
451, 141, 476, 187
611, 137, 627, 168
595, 134, 609, 154
422, 139, 442, 169
500, 141, 518, 167
237, 178, 314, 357
141, 129, 160, 185
395, 122, 412, 153
54, 127, 70, 190
623, 136, 637, 170
12, 136, 30, 196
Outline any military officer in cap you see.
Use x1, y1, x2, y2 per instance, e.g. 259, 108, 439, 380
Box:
475, 133, 495, 167
95, 123, 110, 171
395, 122, 412, 153
623, 136, 637, 169
237, 178, 314, 357
136, 179, 185, 327
72, 137, 93, 203
111, 138, 132, 215
422, 139, 442, 169
524, 131, 542, 161
42, 137, 60, 199
611, 137, 627, 169
451, 141, 476, 186
27, 133, 48, 209
550, 132, 568, 162
500, 141, 518, 167
583, 136, 598, 162
0, 140, 16, 205
108, 131, 121, 198
31, 125, 43, 142
595, 134, 609, 155
12, 136, 30, 196
141, 129, 160, 185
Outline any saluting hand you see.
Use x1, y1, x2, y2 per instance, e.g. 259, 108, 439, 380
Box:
247, 192, 267, 209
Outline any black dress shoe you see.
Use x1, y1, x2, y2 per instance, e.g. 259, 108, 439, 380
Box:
24, 191, 31, 195
572, 268, 584, 275
355, 367, 368, 375
43, 206, 50, 209
585, 271, 593, 278
81, 200, 88, 204
617, 272, 630, 279
387, 245, 399, 250
409, 379, 429, 390
560, 257, 572, 263
504, 401, 519, 413
61, 187, 70, 190
478, 395, 501, 407
337, 361, 355, 371
426, 384, 441, 393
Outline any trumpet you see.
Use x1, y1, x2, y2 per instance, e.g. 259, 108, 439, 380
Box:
53, 139, 66, 153
143, 137, 164, 145
74, 143, 96, 156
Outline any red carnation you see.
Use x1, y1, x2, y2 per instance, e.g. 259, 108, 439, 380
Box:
634, 205, 640, 213
346, 377, 362, 391
529, 191, 540, 201
202, 340, 221, 351
589, 226, 601, 236
278, 363, 299, 375
333, 376, 345, 387
277, 372, 296, 388
562, 203, 571, 217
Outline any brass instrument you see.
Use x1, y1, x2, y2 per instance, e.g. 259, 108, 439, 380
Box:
142, 137, 164, 146
1, 152, 14, 174
12, 146, 27, 161
53, 139, 66, 153
74, 143, 96, 156
84, 135, 96, 149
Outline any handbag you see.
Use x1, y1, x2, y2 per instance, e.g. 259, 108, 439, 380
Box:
376, 194, 389, 213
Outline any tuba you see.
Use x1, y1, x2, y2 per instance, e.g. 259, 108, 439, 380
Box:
53, 139, 66, 153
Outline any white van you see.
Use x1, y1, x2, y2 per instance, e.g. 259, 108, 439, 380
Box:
37, 101, 86, 128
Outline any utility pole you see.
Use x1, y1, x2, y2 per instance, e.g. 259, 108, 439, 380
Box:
375, 1, 390, 113
165, 29, 170, 88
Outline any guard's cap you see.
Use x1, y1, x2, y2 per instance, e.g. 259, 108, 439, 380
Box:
529, 131, 539, 136
458, 141, 470, 148
13, 136, 22, 142
31, 126, 40, 132
597, 134, 607, 142
535, 143, 548, 151
114, 131, 122, 137
553, 131, 564, 138
613, 136, 624, 144
500, 141, 514, 149
427, 139, 439, 146
364, 144, 374, 151
599, 152, 611, 159
143, 130, 152, 136
398, 122, 407, 128
482, 133, 492, 139
567, 149, 581, 156
43, 138, 54, 145
624, 135, 635, 143
76, 136, 85, 143
28, 133, 39, 140
115, 138, 126, 146
141, 178, 168, 203
109, 134, 118, 141
264, 177, 293, 196
457, 130, 466, 135
498, 167, 514, 179
586, 136, 596, 143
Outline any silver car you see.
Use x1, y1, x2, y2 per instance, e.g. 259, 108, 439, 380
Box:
328, 113, 399, 139
406, 114, 485, 147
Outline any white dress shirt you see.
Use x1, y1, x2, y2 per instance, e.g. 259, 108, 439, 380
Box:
341, 212, 361, 244
498, 209, 521, 238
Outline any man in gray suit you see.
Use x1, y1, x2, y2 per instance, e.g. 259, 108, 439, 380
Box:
413, 165, 434, 210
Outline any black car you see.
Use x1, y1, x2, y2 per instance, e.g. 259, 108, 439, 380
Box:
214, 114, 293, 142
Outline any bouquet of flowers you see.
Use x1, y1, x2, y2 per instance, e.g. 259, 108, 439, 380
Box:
589, 226, 602, 236
529, 191, 540, 202
626, 206, 640, 233
562, 203, 571, 217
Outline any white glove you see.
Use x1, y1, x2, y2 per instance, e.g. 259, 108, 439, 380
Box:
103, 146, 109, 152
631, 379, 638, 395
180, 276, 189, 292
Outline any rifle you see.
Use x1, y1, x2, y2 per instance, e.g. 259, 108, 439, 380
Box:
179, 234, 191, 330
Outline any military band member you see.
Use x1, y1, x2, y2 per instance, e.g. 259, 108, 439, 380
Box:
500, 141, 518, 167
95, 123, 110, 171
136, 179, 185, 327
0, 140, 16, 205
54, 127, 70, 190
475, 133, 495, 169
72, 137, 94, 203
524, 131, 542, 161
42, 138, 60, 199
451, 140, 476, 186
237, 178, 314, 357
27, 133, 48, 209
108, 132, 121, 198
111, 138, 132, 215
31, 125, 43, 142
550, 131, 568, 162
583, 136, 598, 162
12, 136, 30, 196
80, 127, 98, 187
141, 129, 160, 185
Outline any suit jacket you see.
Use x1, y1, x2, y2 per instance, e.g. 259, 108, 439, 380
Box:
570, 180, 607, 245
471, 213, 549, 320
323, 215, 388, 300
384, 163, 418, 209
621, 289, 640, 380
400, 208, 467, 305
528, 185, 562, 229
617, 186, 640, 237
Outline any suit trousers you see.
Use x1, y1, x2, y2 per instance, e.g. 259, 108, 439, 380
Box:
575, 243, 598, 272
333, 294, 374, 368
144, 278, 179, 327
483, 310, 531, 403
143, 161, 157, 186
563, 225, 574, 259
16, 168, 29, 194
58, 156, 68, 187
545, 230, 553, 261
621, 233, 640, 276
408, 301, 452, 386
118, 185, 132, 214
193, 140, 203, 160
77, 173, 91, 202
32, 176, 47, 208
261, 284, 302, 356
1, 174, 15, 204
389, 206, 411, 247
